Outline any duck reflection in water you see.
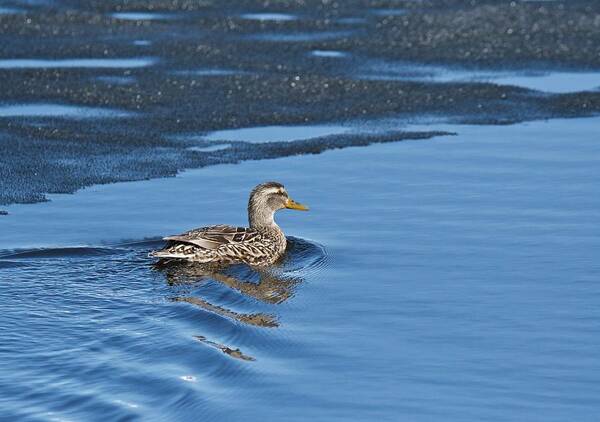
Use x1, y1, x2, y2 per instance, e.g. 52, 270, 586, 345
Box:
152, 237, 325, 360
153, 237, 322, 326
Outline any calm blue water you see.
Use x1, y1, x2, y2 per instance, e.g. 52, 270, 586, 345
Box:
1, 117, 600, 420
0, 104, 136, 118
0, 58, 158, 69
358, 60, 600, 93
111, 12, 176, 21
240, 13, 298, 22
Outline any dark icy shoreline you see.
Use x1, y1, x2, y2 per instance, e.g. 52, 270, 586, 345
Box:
1, 0, 600, 205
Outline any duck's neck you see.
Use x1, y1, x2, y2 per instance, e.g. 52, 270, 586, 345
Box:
248, 206, 279, 231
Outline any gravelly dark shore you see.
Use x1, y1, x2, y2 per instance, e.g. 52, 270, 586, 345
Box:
1, 0, 600, 206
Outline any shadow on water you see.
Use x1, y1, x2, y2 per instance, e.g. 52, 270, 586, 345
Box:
151, 236, 327, 359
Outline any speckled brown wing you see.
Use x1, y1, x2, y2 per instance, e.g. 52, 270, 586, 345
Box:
150, 225, 278, 265
164, 225, 260, 250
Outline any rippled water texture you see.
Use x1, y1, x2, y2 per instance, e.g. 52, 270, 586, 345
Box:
1, 117, 600, 420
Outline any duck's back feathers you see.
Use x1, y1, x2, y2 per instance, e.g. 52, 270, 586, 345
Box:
163, 225, 259, 250
150, 224, 286, 266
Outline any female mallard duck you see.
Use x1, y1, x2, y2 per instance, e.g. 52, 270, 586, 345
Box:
150, 182, 308, 266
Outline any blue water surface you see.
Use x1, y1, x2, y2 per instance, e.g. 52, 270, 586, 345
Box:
1, 117, 600, 421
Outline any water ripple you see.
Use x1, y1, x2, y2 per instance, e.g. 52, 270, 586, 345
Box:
0, 246, 122, 259
0, 234, 328, 409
